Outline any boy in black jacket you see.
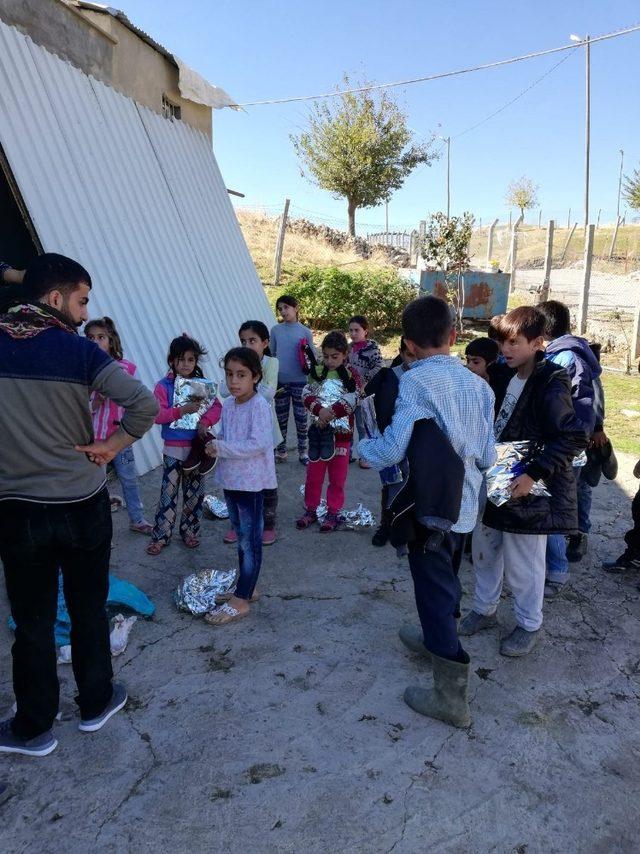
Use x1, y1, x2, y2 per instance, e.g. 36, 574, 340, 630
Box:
461, 307, 587, 656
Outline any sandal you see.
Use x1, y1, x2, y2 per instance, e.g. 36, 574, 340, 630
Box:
182, 535, 200, 549
320, 512, 340, 533
130, 521, 153, 536
296, 509, 318, 530
215, 589, 260, 605
204, 603, 249, 626
146, 541, 166, 556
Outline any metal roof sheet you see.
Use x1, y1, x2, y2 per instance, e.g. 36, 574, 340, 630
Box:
0, 19, 273, 473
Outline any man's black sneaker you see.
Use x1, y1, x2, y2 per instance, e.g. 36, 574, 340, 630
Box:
602, 551, 640, 574
566, 533, 588, 563
0, 719, 57, 757
79, 683, 128, 733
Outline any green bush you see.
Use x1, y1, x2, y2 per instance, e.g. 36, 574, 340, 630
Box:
273, 266, 416, 333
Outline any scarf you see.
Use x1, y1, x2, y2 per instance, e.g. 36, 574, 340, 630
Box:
0, 303, 77, 339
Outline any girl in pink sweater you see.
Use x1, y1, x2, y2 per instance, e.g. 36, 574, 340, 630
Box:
146, 335, 221, 556
86, 317, 152, 534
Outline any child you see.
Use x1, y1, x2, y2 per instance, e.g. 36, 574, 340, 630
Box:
86, 317, 153, 535
203, 347, 277, 626
462, 307, 588, 656
146, 335, 221, 555
222, 321, 280, 546
296, 330, 359, 533
465, 337, 499, 382
359, 296, 496, 728
270, 295, 314, 465
365, 337, 414, 547
348, 315, 383, 468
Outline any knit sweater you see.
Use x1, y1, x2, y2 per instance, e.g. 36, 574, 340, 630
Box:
270, 321, 314, 383
348, 339, 383, 389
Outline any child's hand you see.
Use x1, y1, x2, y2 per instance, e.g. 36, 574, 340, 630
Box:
197, 422, 210, 440
204, 440, 218, 458
318, 407, 333, 426
508, 473, 535, 499
590, 430, 608, 448
180, 401, 201, 415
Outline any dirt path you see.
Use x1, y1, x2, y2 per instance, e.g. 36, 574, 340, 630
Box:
1, 454, 639, 853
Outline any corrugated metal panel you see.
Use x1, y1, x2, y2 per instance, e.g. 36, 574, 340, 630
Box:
0, 20, 274, 473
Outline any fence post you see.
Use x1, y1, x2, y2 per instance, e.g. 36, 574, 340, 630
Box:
560, 222, 577, 263
273, 198, 290, 287
486, 217, 499, 270
577, 224, 595, 335
608, 215, 621, 260
632, 285, 640, 364
567, 208, 571, 229
596, 208, 601, 229
538, 209, 542, 228
537, 219, 555, 302
508, 214, 524, 293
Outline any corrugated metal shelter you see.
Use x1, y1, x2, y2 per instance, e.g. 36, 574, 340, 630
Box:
0, 19, 274, 473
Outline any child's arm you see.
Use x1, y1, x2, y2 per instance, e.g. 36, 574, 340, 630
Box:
215, 401, 273, 459
523, 371, 589, 484
199, 398, 223, 428
358, 372, 418, 468
258, 357, 279, 403
153, 382, 183, 425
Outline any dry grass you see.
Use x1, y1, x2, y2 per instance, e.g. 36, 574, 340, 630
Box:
236, 210, 396, 285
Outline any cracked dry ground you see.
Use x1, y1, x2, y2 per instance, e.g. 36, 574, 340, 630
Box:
1, 454, 640, 854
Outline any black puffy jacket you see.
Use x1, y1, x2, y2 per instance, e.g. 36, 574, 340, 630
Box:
483, 354, 588, 535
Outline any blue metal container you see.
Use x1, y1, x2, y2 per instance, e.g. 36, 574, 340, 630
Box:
418, 271, 510, 320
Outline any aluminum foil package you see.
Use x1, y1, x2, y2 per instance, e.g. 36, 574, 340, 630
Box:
572, 450, 587, 467
360, 394, 381, 440
309, 376, 351, 433
203, 495, 229, 519
173, 568, 237, 615
299, 486, 375, 529
170, 377, 219, 430
486, 441, 551, 507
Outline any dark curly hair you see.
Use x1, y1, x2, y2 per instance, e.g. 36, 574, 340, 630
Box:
167, 335, 207, 378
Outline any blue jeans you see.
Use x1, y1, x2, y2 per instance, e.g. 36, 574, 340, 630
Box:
224, 490, 264, 600
577, 470, 592, 534
546, 534, 569, 584
112, 447, 145, 525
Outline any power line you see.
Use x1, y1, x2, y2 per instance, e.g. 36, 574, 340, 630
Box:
236, 23, 640, 107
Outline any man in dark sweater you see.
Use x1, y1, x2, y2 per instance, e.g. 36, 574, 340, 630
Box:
0, 254, 158, 757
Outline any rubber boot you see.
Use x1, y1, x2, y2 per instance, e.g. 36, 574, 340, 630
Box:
404, 652, 471, 728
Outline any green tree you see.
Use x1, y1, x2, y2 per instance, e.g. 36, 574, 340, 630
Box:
505, 176, 539, 218
622, 166, 640, 210
422, 211, 475, 329
291, 77, 437, 236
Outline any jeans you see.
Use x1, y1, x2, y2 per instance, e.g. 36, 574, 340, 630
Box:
224, 490, 264, 600
546, 534, 569, 583
112, 447, 145, 525
472, 523, 547, 631
408, 530, 467, 662
0, 489, 114, 738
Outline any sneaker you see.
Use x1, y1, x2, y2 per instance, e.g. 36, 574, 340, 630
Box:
603, 551, 640, 573
566, 533, 588, 563
0, 719, 57, 757
320, 512, 340, 533
371, 524, 389, 547
199, 454, 217, 476
78, 683, 127, 733
223, 529, 238, 544
262, 529, 276, 546
318, 427, 335, 462
544, 580, 565, 599
458, 610, 497, 636
500, 626, 540, 657
307, 425, 321, 463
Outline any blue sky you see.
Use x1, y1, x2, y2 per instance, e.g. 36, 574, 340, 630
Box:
123, 0, 640, 232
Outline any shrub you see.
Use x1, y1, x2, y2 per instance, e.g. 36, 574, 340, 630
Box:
273, 266, 416, 333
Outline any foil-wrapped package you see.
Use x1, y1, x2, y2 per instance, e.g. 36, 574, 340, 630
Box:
360, 394, 381, 440
572, 450, 587, 467
486, 441, 551, 507
170, 377, 219, 430
309, 376, 351, 433
173, 568, 237, 615
299, 486, 375, 529
203, 495, 229, 519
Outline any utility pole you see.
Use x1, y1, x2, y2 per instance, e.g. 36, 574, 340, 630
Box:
584, 35, 590, 231
445, 136, 451, 221
617, 149, 624, 221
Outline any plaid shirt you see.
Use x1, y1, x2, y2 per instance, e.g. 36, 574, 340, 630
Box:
358, 354, 496, 533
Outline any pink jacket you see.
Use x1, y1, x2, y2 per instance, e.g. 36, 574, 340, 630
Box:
91, 359, 138, 440
154, 373, 222, 447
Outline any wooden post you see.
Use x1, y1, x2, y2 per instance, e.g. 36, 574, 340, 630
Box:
567, 208, 571, 229
538, 209, 542, 228
508, 214, 524, 292
486, 217, 499, 270
608, 215, 621, 260
577, 224, 595, 335
631, 282, 640, 363
538, 219, 555, 302
509, 210, 512, 229
273, 198, 290, 286
560, 222, 577, 263
596, 208, 601, 229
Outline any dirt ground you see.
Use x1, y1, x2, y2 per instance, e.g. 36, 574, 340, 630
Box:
1, 451, 640, 853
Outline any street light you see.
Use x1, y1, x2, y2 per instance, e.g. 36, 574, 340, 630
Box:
570, 33, 591, 231
438, 135, 451, 221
